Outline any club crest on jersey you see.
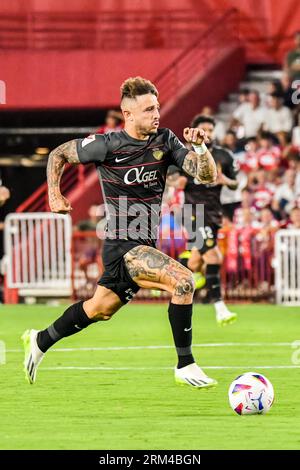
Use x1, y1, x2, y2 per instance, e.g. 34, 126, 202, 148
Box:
152, 149, 164, 160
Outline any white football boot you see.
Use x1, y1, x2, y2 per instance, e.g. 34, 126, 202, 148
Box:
21, 329, 44, 384
215, 301, 237, 326
175, 363, 217, 389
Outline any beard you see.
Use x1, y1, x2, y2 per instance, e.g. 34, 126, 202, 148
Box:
138, 123, 159, 137
147, 129, 158, 135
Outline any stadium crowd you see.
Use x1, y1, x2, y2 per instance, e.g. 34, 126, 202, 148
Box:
162, 65, 300, 273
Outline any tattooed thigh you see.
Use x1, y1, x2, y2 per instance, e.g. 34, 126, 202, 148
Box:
123, 245, 195, 301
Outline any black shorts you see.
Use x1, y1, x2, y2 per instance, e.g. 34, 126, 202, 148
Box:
185, 218, 220, 255
197, 223, 219, 254
97, 239, 142, 304
179, 223, 219, 268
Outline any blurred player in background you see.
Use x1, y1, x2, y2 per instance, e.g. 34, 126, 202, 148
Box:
96, 109, 123, 134
177, 115, 238, 326
22, 77, 218, 389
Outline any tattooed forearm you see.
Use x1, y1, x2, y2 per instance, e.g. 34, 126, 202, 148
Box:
47, 140, 79, 212
47, 140, 79, 192
182, 150, 217, 184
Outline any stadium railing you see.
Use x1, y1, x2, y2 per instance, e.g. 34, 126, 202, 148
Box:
274, 229, 300, 306
71, 229, 275, 303
3, 216, 276, 303
16, 164, 94, 213
220, 228, 275, 303
154, 9, 238, 106
4, 212, 72, 302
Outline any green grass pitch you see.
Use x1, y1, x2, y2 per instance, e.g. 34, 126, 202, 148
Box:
0, 303, 300, 450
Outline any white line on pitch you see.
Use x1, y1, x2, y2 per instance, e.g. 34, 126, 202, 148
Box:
7, 342, 295, 353
42, 365, 300, 371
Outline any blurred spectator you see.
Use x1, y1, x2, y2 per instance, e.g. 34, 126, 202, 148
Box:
236, 207, 258, 228
237, 88, 250, 105
259, 206, 279, 229
272, 169, 300, 216
76, 204, 101, 231
264, 76, 295, 111
256, 131, 281, 172
160, 172, 187, 258
276, 131, 294, 167
75, 205, 104, 283
267, 80, 283, 96
233, 188, 258, 226
292, 113, 300, 148
96, 110, 123, 134
222, 130, 240, 153
240, 188, 254, 209
158, 208, 187, 259
249, 169, 276, 211
217, 215, 233, 256
164, 171, 186, 226
256, 207, 279, 249
231, 90, 266, 138
286, 147, 300, 172
284, 31, 300, 82
287, 206, 300, 229
237, 137, 259, 173
198, 106, 226, 143
264, 92, 293, 134
280, 72, 296, 110
221, 173, 247, 221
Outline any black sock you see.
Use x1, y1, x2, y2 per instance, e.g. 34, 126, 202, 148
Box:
168, 303, 195, 369
205, 264, 222, 303
37, 301, 96, 353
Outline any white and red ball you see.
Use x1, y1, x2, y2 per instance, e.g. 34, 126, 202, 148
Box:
228, 372, 274, 415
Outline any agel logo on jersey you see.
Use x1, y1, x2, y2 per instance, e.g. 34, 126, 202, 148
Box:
152, 149, 164, 160
124, 167, 158, 185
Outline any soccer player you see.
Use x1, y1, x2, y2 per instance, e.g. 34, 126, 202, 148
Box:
177, 115, 238, 326
22, 77, 218, 388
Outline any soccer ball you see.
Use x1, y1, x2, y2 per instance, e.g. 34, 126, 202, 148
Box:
228, 372, 274, 415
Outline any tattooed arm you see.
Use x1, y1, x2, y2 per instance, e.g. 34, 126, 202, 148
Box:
47, 140, 79, 213
182, 128, 217, 184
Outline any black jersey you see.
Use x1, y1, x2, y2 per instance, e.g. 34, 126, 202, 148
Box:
76, 128, 189, 246
184, 145, 237, 227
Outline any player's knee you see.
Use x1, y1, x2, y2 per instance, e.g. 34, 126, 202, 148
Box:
90, 308, 115, 321
174, 273, 195, 299
84, 301, 118, 321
